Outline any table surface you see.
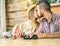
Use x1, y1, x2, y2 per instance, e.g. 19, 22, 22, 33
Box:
0, 38, 60, 46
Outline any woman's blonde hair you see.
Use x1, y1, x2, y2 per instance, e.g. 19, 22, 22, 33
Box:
27, 4, 36, 19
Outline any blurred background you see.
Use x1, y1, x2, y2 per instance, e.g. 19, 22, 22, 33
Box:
0, 0, 60, 32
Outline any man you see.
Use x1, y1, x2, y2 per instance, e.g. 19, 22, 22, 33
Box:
29, 0, 60, 38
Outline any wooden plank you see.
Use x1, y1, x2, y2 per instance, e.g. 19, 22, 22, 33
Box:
6, 1, 27, 12
6, 18, 28, 26
6, 26, 13, 31
6, 11, 28, 19
7, 0, 26, 4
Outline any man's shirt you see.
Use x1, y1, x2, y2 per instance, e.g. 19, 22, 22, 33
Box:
38, 13, 60, 33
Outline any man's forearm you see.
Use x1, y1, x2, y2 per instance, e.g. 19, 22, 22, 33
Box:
36, 32, 60, 38
45, 32, 60, 38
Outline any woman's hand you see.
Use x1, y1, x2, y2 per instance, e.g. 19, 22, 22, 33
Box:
19, 30, 25, 38
13, 27, 25, 39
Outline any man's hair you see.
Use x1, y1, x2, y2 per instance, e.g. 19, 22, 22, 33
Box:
36, 0, 51, 12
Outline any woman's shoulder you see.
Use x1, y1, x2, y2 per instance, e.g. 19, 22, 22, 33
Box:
20, 20, 31, 27
23, 20, 31, 25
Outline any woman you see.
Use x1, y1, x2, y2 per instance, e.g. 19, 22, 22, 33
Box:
9, 4, 38, 38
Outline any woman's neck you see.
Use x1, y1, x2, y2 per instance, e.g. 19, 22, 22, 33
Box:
30, 18, 36, 25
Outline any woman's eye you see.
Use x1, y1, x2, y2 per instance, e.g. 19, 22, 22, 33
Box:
36, 10, 37, 12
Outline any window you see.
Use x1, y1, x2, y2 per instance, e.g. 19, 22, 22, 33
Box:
48, 0, 60, 6
0, 0, 6, 33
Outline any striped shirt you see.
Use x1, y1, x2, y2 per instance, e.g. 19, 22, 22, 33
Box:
38, 13, 60, 33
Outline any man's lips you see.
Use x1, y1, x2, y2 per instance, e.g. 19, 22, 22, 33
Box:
37, 14, 43, 18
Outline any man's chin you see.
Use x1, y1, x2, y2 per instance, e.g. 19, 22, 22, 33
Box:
36, 18, 40, 23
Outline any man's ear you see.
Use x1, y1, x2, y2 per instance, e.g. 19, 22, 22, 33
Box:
41, 8, 45, 14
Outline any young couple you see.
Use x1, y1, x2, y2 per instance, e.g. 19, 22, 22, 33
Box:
11, 0, 60, 39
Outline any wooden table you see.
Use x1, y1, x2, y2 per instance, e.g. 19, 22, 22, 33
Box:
0, 38, 60, 46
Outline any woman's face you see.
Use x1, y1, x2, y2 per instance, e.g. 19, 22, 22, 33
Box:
34, 8, 38, 18
33, 7, 41, 23
36, 5, 43, 18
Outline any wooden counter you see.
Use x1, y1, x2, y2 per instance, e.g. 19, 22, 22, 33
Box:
0, 38, 60, 46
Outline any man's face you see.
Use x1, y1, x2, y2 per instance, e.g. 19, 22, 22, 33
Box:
36, 5, 52, 23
